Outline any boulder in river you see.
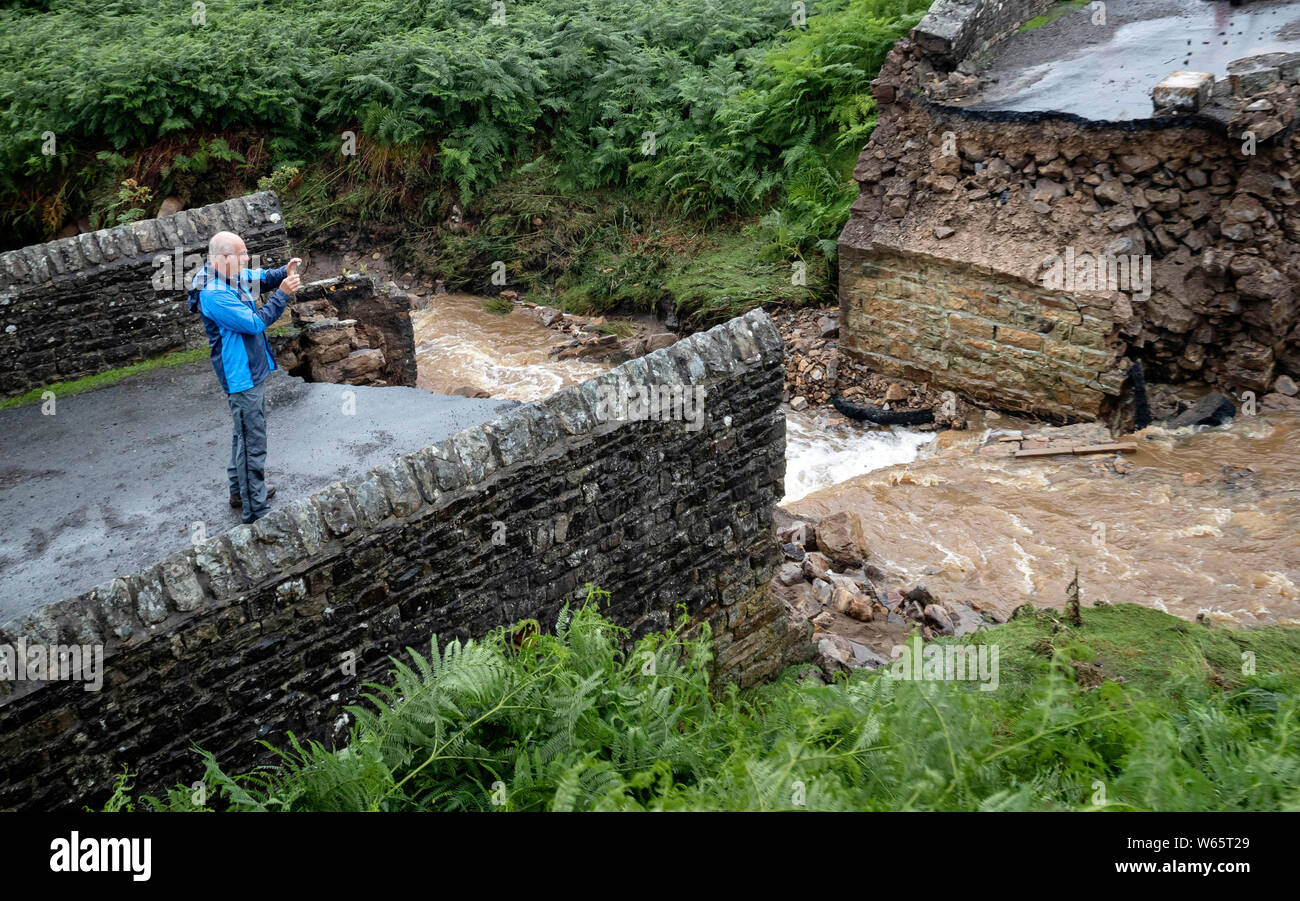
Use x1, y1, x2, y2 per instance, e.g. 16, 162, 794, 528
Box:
778, 562, 805, 586
1262, 393, 1300, 413
777, 516, 815, 549
816, 636, 854, 674
816, 511, 870, 569
1166, 392, 1236, 429
947, 602, 986, 637
801, 551, 831, 583
924, 603, 955, 635
904, 584, 936, 606
849, 642, 889, 668
779, 582, 821, 620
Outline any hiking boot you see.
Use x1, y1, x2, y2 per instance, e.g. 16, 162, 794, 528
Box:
229, 485, 276, 508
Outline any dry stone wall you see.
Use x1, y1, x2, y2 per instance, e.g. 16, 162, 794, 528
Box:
0, 192, 290, 399
841, 245, 1120, 419
908, 0, 1053, 70
0, 308, 809, 811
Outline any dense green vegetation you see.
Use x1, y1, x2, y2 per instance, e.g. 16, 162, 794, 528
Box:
1, 0, 928, 322
109, 592, 1300, 812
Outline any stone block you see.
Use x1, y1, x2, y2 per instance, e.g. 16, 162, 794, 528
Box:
160, 552, 205, 613
283, 496, 328, 555
316, 482, 361, 537
1152, 71, 1213, 114
134, 566, 171, 625
996, 326, 1043, 352
947, 312, 996, 340
1228, 56, 1280, 96
375, 458, 424, 518
351, 469, 394, 529
425, 438, 469, 491
90, 577, 138, 641
194, 536, 240, 598
251, 508, 310, 570
450, 427, 499, 483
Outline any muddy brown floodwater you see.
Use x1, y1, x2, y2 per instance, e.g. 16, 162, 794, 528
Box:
409, 293, 1299, 627
411, 293, 612, 401
787, 413, 1300, 627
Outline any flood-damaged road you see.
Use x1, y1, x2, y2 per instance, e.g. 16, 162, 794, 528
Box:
963, 0, 1300, 121
0, 362, 511, 621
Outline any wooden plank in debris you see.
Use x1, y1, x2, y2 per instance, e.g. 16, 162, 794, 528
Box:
1072, 442, 1137, 455
1014, 447, 1072, 458
997, 435, 1023, 442
1013, 441, 1138, 459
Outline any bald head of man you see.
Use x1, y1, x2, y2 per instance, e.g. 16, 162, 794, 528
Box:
208, 231, 248, 279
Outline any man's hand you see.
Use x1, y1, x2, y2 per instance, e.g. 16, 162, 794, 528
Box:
281, 258, 303, 296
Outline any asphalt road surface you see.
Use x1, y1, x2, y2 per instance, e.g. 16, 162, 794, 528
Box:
0, 362, 512, 622
964, 0, 1300, 121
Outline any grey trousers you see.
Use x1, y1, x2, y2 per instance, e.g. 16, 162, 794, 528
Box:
226, 382, 269, 523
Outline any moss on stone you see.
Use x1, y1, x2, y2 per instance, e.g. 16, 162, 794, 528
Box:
1020, 0, 1090, 33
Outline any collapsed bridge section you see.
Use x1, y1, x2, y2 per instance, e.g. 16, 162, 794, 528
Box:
841, 0, 1300, 422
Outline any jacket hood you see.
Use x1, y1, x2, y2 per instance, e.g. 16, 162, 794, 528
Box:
187, 261, 219, 313
187, 263, 249, 312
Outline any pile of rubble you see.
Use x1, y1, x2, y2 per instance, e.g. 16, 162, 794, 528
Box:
271, 298, 390, 386
771, 305, 973, 427
771, 508, 1000, 675
502, 291, 680, 364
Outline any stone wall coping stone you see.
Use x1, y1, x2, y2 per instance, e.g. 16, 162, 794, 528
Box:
910, 0, 1054, 70
0, 192, 286, 291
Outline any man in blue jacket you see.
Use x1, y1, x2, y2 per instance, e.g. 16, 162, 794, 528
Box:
187, 231, 302, 523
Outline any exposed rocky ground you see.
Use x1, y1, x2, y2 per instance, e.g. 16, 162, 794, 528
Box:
772, 305, 974, 428
272, 296, 391, 387
771, 507, 1000, 676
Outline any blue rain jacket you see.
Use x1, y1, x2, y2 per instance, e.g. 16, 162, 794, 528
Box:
187, 263, 291, 394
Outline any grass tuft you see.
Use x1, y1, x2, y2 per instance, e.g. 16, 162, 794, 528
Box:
0, 346, 208, 411
1020, 0, 1091, 32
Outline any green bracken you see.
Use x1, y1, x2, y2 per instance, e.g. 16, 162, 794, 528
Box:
2, 0, 929, 325
108, 590, 1300, 812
